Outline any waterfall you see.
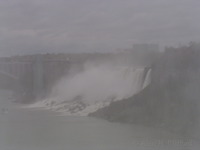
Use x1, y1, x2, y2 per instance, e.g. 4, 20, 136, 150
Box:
142, 68, 152, 89
29, 66, 152, 116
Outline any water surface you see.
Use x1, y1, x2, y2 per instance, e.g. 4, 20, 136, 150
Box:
0, 91, 198, 150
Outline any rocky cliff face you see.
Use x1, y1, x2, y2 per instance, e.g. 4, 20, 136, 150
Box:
90, 43, 200, 137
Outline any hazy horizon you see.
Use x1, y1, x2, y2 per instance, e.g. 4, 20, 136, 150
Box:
0, 0, 200, 56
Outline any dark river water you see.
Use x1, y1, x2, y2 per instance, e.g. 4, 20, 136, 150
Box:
0, 90, 199, 150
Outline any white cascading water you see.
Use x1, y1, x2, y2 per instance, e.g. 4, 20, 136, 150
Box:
142, 69, 152, 89
30, 65, 151, 116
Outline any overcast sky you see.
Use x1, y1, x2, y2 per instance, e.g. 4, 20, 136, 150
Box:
0, 0, 200, 56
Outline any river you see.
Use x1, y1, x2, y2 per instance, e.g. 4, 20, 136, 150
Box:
0, 90, 198, 150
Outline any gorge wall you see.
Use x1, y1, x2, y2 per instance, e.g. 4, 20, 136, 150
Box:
90, 43, 200, 138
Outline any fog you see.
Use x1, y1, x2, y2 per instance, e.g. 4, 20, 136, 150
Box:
26, 53, 152, 116
0, 0, 200, 149
1, 0, 200, 56
49, 51, 154, 104
51, 63, 144, 103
